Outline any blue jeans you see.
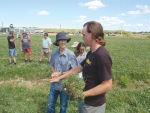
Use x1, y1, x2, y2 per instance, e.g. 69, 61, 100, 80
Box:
9, 48, 17, 57
47, 87, 69, 113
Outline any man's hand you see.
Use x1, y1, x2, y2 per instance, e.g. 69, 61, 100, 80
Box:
50, 77, 60, 83
51, 72, 61, 78
20, 47, 22, 50
50, 72, 62, 82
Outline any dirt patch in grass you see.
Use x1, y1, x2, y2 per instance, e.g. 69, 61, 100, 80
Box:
0, 77, 49, 88
112, 80, 150, 90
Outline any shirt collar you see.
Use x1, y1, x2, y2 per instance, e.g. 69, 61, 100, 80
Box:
57, 48, 67, 56
79, 51, 86, 56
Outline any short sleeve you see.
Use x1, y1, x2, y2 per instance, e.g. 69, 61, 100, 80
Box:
80, 59, 86, 67
96, 53, 112, 81
70, 54, 78, 68
48, 38, 52, 45
8, 36, 11, 41
49, 51, 55, 66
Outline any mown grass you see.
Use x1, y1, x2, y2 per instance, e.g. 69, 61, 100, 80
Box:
0, 35, 150, 113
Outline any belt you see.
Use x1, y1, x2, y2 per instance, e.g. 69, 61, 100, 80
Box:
43, 48, 48, 49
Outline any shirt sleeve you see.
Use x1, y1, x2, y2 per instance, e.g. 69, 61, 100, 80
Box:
8, 36, 11, 41
96, 53, 112, 81
49, 38, 52, 45
80, 59, 86, 67
49, 51, 55, 66
70, 54, 78, 68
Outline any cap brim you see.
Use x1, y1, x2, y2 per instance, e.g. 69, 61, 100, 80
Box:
53, 38, 71, 46
71, 45, 77, 47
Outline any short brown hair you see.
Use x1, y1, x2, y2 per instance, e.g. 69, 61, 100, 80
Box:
83, 21, 106, 46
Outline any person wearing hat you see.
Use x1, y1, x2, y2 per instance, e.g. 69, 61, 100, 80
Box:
50, 21, 112, 113
71, 41, 79, 57
20, 32, 32, 62
7, 31, 18, 65
71, 41, 79, 48
38, 33, 52, 64
47, 32, 78, 113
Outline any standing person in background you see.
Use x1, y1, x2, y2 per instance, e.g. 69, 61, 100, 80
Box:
20, 32, 32, 62
50, 21, 112, 113
38, 32, 52, 64
7, 31, 18, 65
71, 42, 79, 57
76, 42, 87, 78
47, 32, 78, 113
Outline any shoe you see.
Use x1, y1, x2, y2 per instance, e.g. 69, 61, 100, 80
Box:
9, 63, 12, 66
25, 60, 27, 63
29, 59, 32, 62
14, 62, 17, 65
38, 61, 41, 64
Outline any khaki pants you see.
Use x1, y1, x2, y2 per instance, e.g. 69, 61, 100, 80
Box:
40, 48, 50, 58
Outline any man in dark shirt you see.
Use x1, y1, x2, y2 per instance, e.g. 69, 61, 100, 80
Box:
50, 21, 112, 113
7, 31, 18, 65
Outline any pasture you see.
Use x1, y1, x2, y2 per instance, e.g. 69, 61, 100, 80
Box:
0, 34, 150, 113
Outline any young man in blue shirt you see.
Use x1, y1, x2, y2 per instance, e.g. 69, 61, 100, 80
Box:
47, 32, 78, 113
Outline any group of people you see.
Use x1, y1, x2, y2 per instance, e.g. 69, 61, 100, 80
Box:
7, 21, 112, 113
47, 21, 112, 113
7, 32, 52, 65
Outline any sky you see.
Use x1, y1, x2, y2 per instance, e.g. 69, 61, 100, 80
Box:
0, 0, 150, 32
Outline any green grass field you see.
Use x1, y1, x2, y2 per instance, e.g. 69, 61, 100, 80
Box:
0, 35, 150, 113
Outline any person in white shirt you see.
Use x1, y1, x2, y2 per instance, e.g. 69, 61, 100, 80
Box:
75, 42, 87, 78
39, 33, 52, 64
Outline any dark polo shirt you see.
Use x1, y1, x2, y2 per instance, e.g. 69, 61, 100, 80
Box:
81, 46, 112, 106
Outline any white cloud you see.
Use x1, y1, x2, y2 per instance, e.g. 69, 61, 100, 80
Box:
127, 10, 141, 15
79, 0, 105, 10
123, 23, 143, 27
136, 24, 143, 27
127, 5, 150, 16
37, 11, 49, 15
136, 5, 149, 10
76, 15, 87, 24
120, 13, 126, 16
97, 16, 125, 26
123, 24, 132, 27
136, 5, 150, 14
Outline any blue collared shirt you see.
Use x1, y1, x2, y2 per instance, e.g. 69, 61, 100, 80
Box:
50, 48, 78, 91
